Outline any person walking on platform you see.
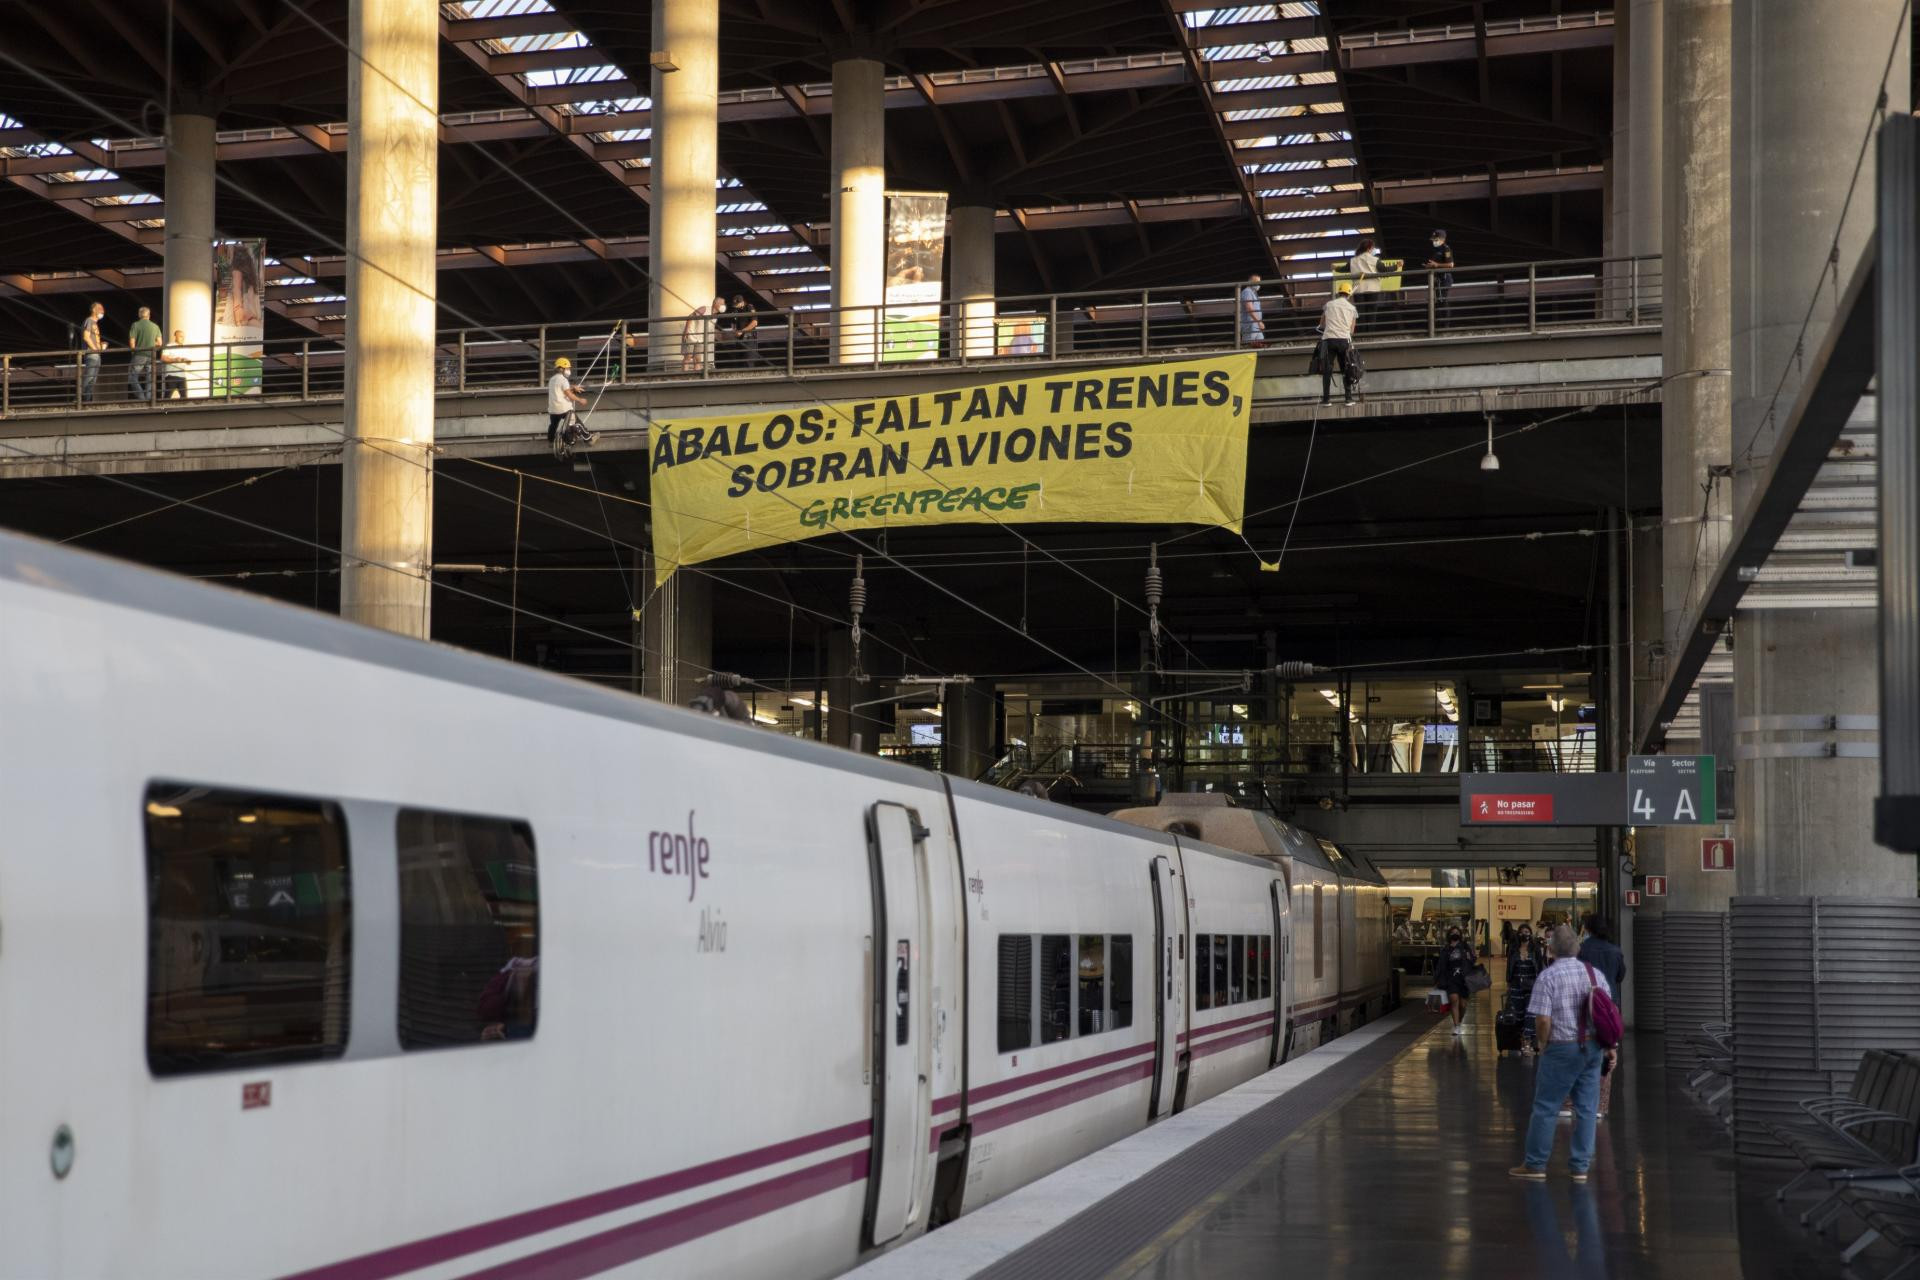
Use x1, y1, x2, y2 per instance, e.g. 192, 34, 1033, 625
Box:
1433, 926, 1478, 1036
1348, 238, 1383, 319
1505, 923, 1544, 1054
1580, 915, 1627, 1117
1315, 283, 1359, 406
1239, 273, 1266, 348
1511, 925, 1613, 1182
79, 300, 106, 404
126, 305, 162, 401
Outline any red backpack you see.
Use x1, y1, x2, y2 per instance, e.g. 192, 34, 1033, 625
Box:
1582, 963, 1623, 1048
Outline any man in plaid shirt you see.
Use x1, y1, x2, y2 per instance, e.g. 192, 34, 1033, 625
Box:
1510, 924, 1612, 1182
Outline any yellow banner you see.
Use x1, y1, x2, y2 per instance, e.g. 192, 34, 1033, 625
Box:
647, 354, 1254, 582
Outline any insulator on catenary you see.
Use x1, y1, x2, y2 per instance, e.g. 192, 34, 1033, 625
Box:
1272, 661, 1327, 679
848, 555, 868, 681
1145, 544, 1164, 643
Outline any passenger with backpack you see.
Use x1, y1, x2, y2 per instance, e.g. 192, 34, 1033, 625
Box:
1510, 924, 1620, 1182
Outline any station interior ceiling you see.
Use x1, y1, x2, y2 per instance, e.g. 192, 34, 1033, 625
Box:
0, 0, 1662, 699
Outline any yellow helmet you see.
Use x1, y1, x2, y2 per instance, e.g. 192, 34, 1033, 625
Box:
1334, 281, 1354, 296
554, 357, 571, 369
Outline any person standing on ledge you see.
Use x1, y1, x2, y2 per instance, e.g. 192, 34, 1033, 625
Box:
1424, 229, 1455, 326
1315, 282, 1359, 406
126, 306, 162, 401
1511, 925, 1612, 1182
546, 357, 586, 453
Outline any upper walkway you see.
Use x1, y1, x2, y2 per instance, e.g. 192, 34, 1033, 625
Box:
0, 255, 1661, 476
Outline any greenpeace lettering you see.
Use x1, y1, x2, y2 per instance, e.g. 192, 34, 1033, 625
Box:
648, 811, 712, 901
646, 354, 1253, 583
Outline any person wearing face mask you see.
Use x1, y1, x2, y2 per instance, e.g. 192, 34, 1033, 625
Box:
1504, 924, 1544, 1055
1424, 228, 1455, 326
1433, 925, 1478, 1036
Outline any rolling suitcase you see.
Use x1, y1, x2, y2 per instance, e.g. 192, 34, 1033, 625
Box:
1495, 1007, 1525, 1053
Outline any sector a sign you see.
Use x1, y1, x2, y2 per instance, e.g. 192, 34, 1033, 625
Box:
1627, 755, 1716, 826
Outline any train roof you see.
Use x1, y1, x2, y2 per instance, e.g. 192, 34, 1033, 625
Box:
1107, 797, 1384, 885
0, 528, 1276, 868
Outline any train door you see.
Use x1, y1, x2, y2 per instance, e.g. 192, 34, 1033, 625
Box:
865, 803, 935, 1248
1269, 875, 1291, 1066
1149, 854, 1184, 1119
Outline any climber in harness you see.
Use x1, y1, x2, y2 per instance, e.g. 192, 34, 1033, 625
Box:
547, 356, 596, 458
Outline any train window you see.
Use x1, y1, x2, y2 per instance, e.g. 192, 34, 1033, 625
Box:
1195, 934, 1212, 1008
1229, 934, 1245, 1004
997, 935, 1033, 1052
1314, 886, 1324, 979
1258, 936, 1272, 1000
396, 810, 539, 1049
1110, 935, 1134, 1028
1040, 935, 1072, 1044
1211, 935, 1229, 1010
144, 783, 352, 1076
1243, 937, 1259, 1003
1078, 936, 1106, 1035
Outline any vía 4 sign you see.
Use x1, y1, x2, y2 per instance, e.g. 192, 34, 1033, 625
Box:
1626, 754, 1716, 825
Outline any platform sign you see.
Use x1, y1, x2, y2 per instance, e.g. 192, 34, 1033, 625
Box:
1625, 889, 1642, 908
1627, 755, 1716, 825
1702, 836, 1736, 871
1460, 773, 1624, 826
1550, 866, 1600, 883
1646, 875, 1668, 897
1469, 794, 1554, 823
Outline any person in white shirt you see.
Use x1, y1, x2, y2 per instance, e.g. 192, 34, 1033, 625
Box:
1238, 273, 1266, 347
1316, 283, 1360, 405
547, 357, 586, 450
1348, 237, 1383, 320
158, 329, 199, 399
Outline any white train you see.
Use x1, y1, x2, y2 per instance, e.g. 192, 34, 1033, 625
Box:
0, 529, 1394, 1280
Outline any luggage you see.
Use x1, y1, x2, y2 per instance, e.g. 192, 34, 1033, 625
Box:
1425, 987, 1449, 1013
1496, 1007, 1526, 1053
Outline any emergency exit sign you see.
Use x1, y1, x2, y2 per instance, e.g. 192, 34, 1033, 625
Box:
1627, 755, 1716, 825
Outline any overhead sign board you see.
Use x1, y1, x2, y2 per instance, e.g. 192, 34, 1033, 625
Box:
1461, 773, 1625, 826
1551, 866, 1601, 883
1702, 837, 1736, 871
1627, 755, 1716, 825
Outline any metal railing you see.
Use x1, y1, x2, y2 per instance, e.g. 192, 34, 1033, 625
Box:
0, 254, 1661, 415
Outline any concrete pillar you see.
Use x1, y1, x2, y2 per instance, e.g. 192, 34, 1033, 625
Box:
830, 57, 886, 365
1609, 2, 1632, 314
943, 682, 997, 779
340, 0, 437, 638
639, 564, 713, 706
826, 630, 884, 754
647, 0, 718, 369
1628, 0, 1664, 272
162, 112, 216, 354
950, 203, 996, 359
1730, 0, 1910, 897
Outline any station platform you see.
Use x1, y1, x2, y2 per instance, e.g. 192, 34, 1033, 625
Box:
855, 995, 1850, 1280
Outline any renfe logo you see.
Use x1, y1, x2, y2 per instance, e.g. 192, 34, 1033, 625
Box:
649, 811, 712, 901
1471, 794, 1555, 823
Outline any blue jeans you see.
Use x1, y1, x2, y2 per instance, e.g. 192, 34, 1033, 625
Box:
80, 352, 101, 402
128, 354, 152, 400
1524, 1040, 1603, 1172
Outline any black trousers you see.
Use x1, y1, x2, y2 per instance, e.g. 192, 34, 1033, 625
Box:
548, 412, 567, 443
1320, 338, 1357, 400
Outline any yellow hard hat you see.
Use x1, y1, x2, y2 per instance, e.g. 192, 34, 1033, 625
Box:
1335, 281, 1354, 296
554, 357, 571, 369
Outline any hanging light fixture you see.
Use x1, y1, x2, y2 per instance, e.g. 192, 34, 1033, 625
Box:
1479, 413, 1501, 472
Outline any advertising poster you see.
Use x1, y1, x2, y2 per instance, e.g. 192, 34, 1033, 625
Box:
995, 313, 1047, 357
883, 192, 947, 362
647, 353, 1255, 582
212, 239, 266, 396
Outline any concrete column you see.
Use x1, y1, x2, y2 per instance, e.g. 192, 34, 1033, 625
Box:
1609, 2, 1632, 314
950, 203, 996, 359
647, 0, 718, 369
826, 630, 885, 753
162, 112, 216, 354
830, 57, 886, 365
639, 564, 713, 706
943, 682, 997, 779
340, 0, 437, 638
1628, 0, 1665, 273
1730, 0, 1910, 897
